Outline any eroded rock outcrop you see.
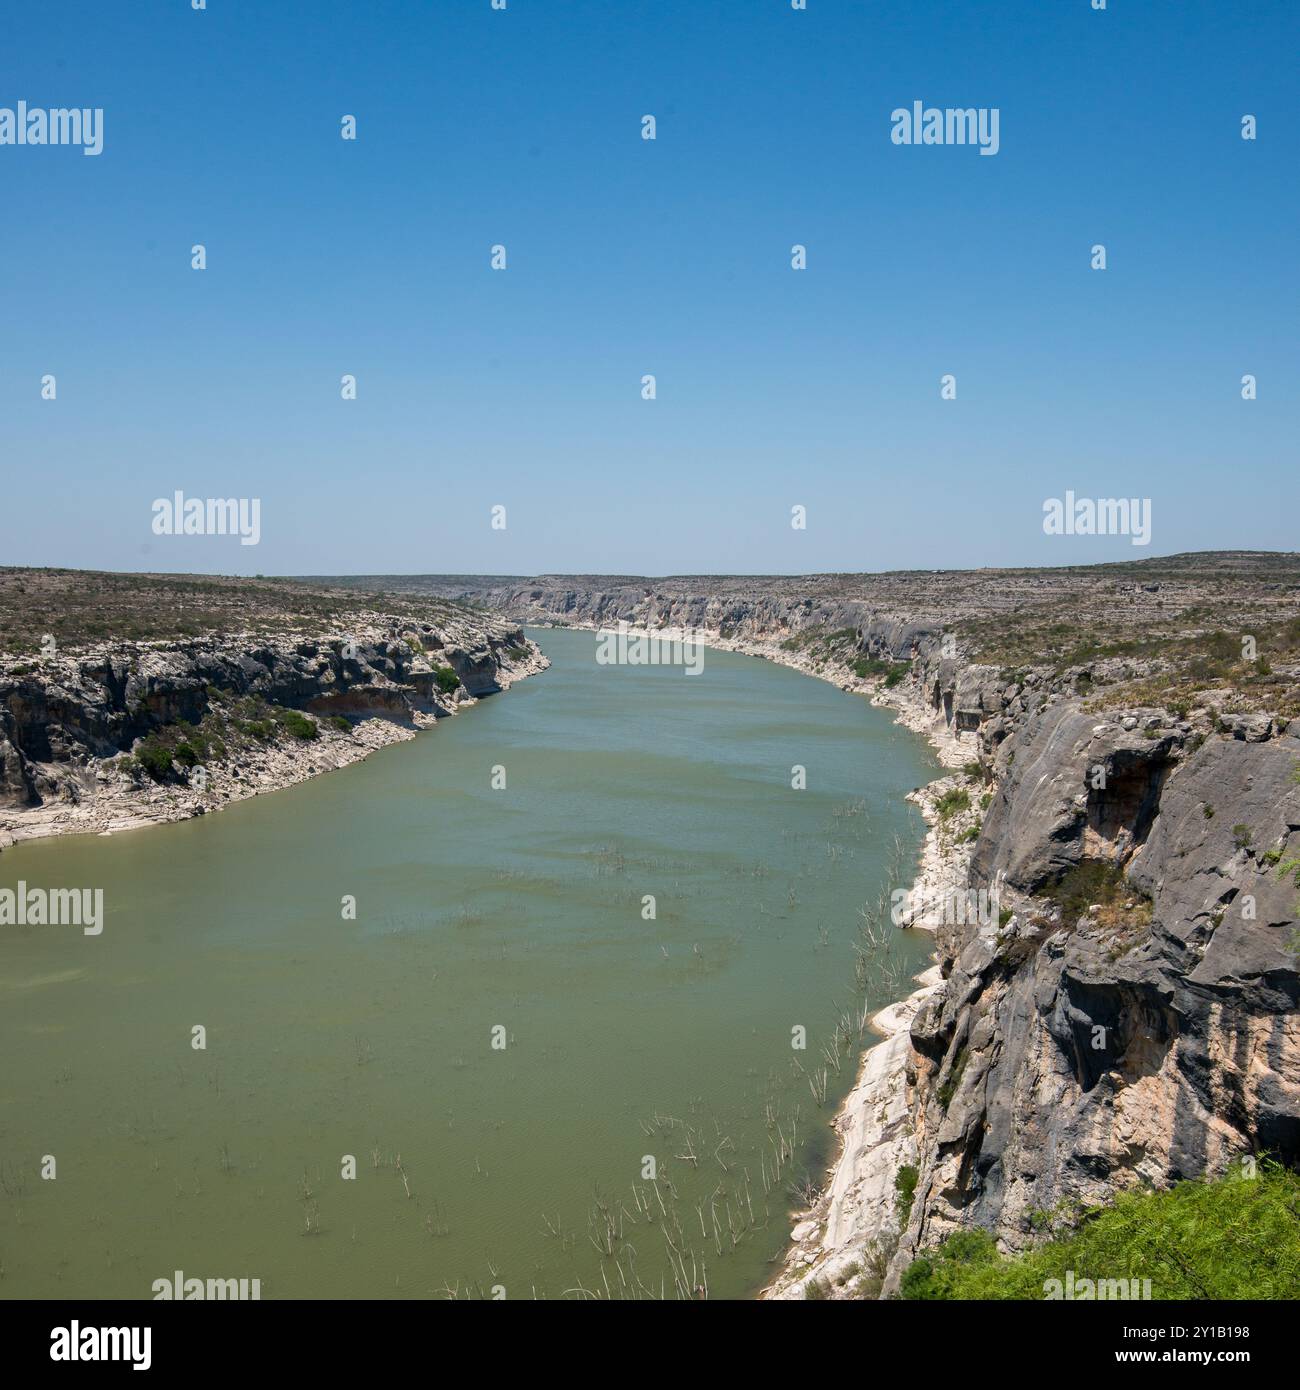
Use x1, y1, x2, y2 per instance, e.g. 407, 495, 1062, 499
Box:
880, 717, 1299, 1291
0, 611, 547, 843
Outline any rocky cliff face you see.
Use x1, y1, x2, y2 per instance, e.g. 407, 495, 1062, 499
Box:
894, 704, 1299, 1286
426, 577, 942, 660
424, 572, 1300, 1293
0, 605, 546, 844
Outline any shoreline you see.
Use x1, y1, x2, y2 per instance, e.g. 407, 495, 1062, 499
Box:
521, 618, 979, 1299
761, 769, 979, 1299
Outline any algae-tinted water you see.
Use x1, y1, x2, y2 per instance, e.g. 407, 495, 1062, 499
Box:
0, 628, 937, 1299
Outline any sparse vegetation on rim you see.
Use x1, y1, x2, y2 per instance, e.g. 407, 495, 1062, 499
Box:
0, 566, 487, 657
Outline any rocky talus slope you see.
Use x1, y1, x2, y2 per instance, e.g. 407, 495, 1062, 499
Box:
377, 561, 1300, 1297
0, 573, 547, 846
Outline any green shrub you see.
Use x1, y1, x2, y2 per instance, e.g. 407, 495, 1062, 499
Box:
328, 715, 352, 733
899, 1255, 936, 1298
935, 788, 970, 820
900, 1230, 999, 1299
883, 665, 908, 689
173, 741, 200, 769
276, 709, 318, 741
433, 665, 461, 695
851, 656, 909, 687
899, 1163, 1300, 1299
895, 1165, 919, 1227
135, 738, 174, 780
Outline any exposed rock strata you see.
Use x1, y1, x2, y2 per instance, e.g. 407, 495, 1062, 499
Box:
0, 612, 547, 846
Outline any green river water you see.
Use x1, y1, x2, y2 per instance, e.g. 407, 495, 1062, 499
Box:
0, 628, 938, 1300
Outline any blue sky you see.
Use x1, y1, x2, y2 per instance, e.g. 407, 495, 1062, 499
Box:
1, 0, 1296, 576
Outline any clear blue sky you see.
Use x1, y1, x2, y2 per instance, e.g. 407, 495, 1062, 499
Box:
1, 0, 1296, 576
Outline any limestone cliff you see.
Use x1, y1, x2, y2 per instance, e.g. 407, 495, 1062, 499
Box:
0, 576, 547, 845
886, 671, 1299, 1292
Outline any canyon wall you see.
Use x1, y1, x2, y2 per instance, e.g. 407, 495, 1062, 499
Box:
0, 606, 545, 843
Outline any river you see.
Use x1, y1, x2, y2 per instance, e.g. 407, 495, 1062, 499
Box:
0, 627, 938, 1300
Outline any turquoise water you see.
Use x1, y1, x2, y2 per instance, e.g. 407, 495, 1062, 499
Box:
0, 628, 937, 1299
